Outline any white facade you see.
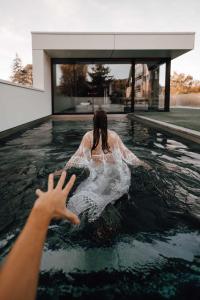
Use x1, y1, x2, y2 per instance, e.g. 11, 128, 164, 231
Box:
32, 32, 195, 89
32, 32, 195, 60
0, 78, 51, 132
0, 32, 195, 133
0, 51, 51, 132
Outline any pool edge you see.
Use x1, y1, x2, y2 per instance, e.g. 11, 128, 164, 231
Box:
129, 114, 200, 145
0, 115, 52, 139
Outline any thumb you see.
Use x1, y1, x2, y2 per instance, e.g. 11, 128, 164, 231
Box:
64, 208, 80, 225
35, 189, 44, 197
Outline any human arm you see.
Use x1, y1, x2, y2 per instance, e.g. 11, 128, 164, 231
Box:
0, 171, 79, 300
117, 134, 151, 170
54, 133, 91, 176
64, 132, 91, 170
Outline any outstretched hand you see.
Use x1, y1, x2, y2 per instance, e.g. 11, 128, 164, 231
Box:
54, 169, 63, 176
34, 171, 80, 224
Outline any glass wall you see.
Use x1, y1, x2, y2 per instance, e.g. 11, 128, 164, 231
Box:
52, 60, 168, 113
134, 62, 166, 111
53, 63, 132, 113
135, 64, 150, 111
158, 63, 166, 110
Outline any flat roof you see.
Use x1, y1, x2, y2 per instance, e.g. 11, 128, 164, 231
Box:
32, 32, 195, 60
31, 31, 195, 35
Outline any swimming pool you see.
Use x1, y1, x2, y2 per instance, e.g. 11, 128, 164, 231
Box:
0, 117, 200, 299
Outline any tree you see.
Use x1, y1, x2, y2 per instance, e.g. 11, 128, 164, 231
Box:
171, 71, 200, 94
22, 64, 33, 86
10, 53, 23, 83
59, 64, 88, 96
88, 64, 113, 96
110, 79, 127, 104
10, 54, 33, 86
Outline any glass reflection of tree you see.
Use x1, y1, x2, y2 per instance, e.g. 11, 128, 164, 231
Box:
88, 64, 113, 97
110, 79, 127, 104
59, 64, 89, 96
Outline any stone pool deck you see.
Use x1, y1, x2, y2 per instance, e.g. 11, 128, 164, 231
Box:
129, 108, 200, 144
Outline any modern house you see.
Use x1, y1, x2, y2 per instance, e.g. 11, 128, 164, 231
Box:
0, 32, 195, 133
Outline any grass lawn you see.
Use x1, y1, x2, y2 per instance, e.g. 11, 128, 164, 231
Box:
136, 108, 200, 132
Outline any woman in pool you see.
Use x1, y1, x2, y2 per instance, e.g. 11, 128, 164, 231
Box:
55, 109, 150, 221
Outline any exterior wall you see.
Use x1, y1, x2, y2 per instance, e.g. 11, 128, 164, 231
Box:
114, 33, 194, 50
0, 32, 195, 133
32, 33, 114, 50
0, 79, 51, 132
32, 50, 51, 91
0, 51, 51, 133
32, 50, 45, 90
32, 32, 195, 51
31, 32, 195, 60
31, 32, 195, 115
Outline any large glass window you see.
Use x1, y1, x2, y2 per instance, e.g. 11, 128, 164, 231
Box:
134, 62, 166, 111
158, 63, 166, 110
52, 60, 168, 113
53, 63, 132, 113
135, 64, 150, 111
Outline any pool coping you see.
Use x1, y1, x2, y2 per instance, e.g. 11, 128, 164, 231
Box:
0, 114, 128, 139
129, 114, 200, 144
51, 114, 127, 121
1, 113, 199, 144
0, 115, 51, 139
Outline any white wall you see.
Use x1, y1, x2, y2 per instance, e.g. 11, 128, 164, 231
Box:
32, 32, 195, 51
0, 51, 51, 133
31, 32, 195, 60
32, 49, 51, 90
0, 80, 50, 132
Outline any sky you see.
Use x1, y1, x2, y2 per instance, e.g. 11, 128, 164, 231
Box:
0, 0, 200, 81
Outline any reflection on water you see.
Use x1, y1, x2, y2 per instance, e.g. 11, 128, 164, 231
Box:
0, 118, 200, 299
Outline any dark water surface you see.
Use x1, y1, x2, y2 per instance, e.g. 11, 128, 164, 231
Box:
0, 117, 200, 299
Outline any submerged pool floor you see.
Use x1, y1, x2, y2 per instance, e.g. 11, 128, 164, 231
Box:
0, 118, 200, 299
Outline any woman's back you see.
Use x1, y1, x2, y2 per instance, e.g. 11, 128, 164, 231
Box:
63, 109, 149, 221
66, 129, 133, 221
65, 129, 142, 169
87, 129, 120, 164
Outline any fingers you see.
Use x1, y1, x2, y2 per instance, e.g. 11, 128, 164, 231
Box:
54, 170, 62, 177
63, 174, 76, 195
35, 189, 44, 197
56, 170, 67, 190
48, 173, 54, 191
64, 208, 80, 224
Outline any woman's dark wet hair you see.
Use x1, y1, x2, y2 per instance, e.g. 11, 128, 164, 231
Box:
91, 109, 111, 154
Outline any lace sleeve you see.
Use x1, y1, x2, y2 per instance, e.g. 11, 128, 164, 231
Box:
64, 132, 91, 169
117, 134, 143, 167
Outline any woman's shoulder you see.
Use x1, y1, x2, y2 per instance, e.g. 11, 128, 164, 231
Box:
108, 129, 119, 137
83, 131, 93, 139
84, 130, 92, 135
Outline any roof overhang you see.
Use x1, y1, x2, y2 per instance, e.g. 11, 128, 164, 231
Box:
31, 32, 195, 60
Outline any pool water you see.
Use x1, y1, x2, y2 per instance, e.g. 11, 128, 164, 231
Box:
0, 117, 200, 299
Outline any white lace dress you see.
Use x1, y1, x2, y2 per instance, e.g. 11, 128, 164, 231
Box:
64, 130, 144, 222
